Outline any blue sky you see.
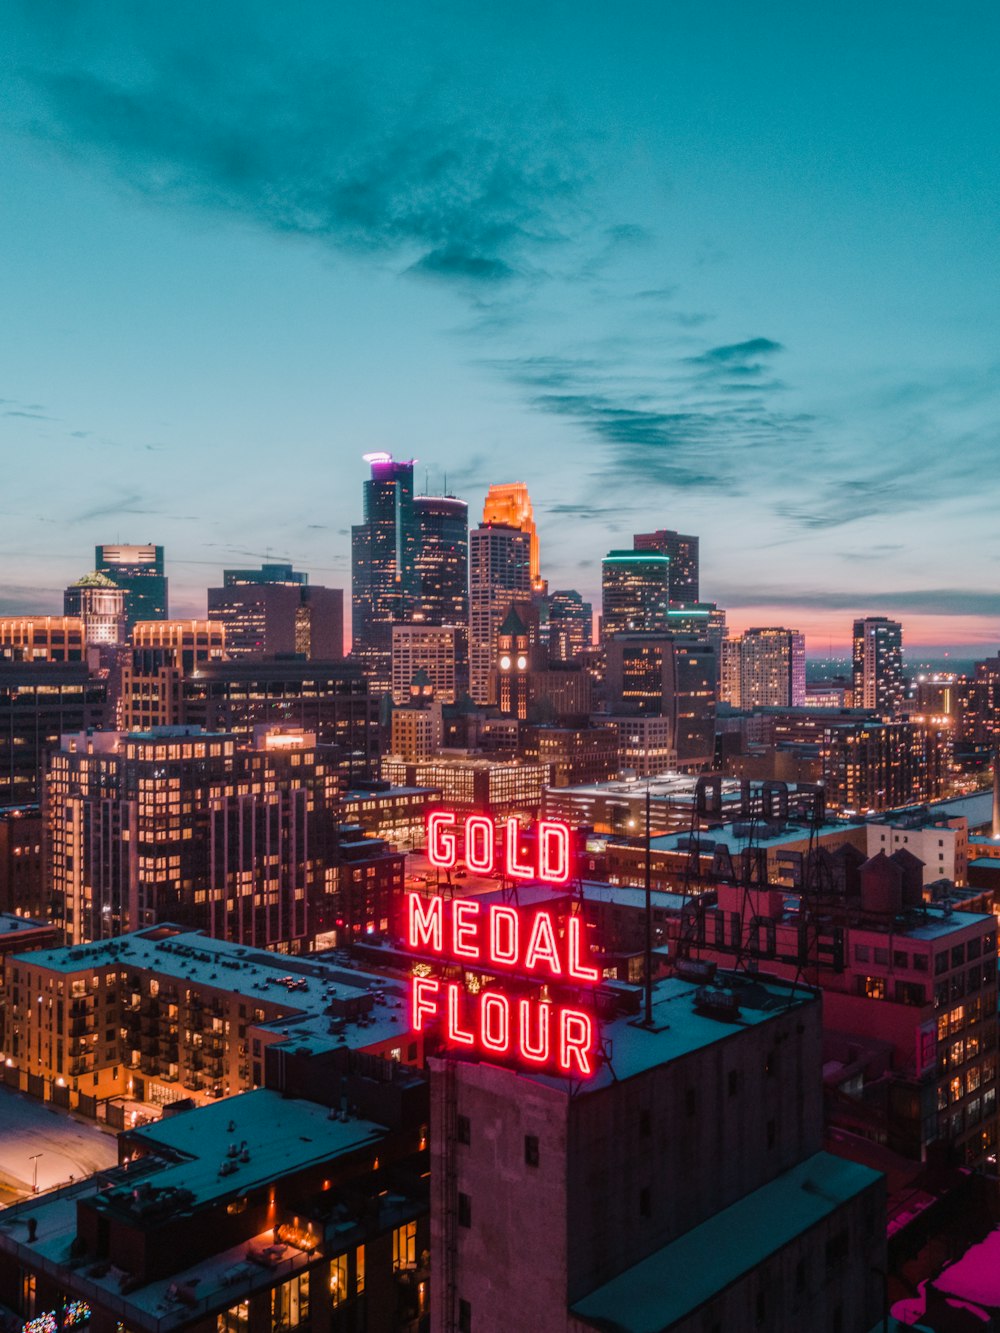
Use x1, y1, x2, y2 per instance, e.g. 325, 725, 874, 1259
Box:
1, 1, 999, 651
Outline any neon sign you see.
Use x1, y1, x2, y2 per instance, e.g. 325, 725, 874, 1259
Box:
427, 812, 572, 883
405, 814, 598, 1076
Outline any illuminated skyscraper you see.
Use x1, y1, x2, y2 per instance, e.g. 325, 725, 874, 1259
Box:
482, 482, 543, 589
95, 544, 167, 628
469, 524, 531, 703
739, 627, 806, 709
413, 495, 468, 626
208, 563, 343, 660
852, 616, 904, 717
63, 572, 126, 646
633, 528, 700, 604
546, 589, 592, 662
601, 550, 670, 640
351, 453, 417, 694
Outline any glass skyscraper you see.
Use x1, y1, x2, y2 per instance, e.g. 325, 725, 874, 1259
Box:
351, 453, 417, 694
95, 544, 167, 628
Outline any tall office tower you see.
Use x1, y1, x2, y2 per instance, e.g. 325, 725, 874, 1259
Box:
222, 561, 307, 586
208, 567, 343, 660
720, 636, 743, 706
601, 550, 670, 640
413, 495, 469, 625
469, 524, 531, 704
666, 602, 727, 686
482, 482, 543, 590
852, 615, 904, 716
547, 589, 592, 662
392, 624, 457, 705
739, 627, 806, 709
604, 632, 716, 766
46, 725, 342, 947
95, 544, 167, 627
63, 572, 126, 646
351, 453, 417, 694
634, 528, 700, 603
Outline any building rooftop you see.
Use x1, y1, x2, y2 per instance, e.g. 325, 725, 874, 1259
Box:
489, 971, 819, 1095
12, 925, 412, 1054
570, 1151, 880, 1332
0, 1093, 390, 1332
115, 1090, 384, 1212
0, 912, 52, 939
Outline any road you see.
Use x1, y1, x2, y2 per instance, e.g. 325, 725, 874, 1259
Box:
0, 1086, 118, 1204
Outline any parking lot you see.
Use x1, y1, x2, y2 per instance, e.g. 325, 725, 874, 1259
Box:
0, 1086, 118, 1204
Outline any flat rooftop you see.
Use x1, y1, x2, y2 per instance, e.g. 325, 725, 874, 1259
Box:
0, 913, 52, 939
115, 1090, 384, 1212
0, 1094, 390, 1332
11, 925, 413, 1053
505, 971, 819, 1095
571, 1151, 880, 1332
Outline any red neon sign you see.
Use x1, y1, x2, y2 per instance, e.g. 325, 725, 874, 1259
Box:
406, 894, 597, 982
405, 889, 598, 1076
408, 812, 596, 1075
409, 978, 594, 1076
427, 813, 572, 884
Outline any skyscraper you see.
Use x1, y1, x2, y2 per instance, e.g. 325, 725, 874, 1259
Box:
546, 589, 593, 662
413, 495, 468, 627
601, 550, 670, 640
852, 616, 904, 717
95, 544, 167, 627
633, 528, 700, 603
351, 453, 417, 694
208, 563, 343, 660
739, 627, 806, 709
63, 572, 126, 646
469, 523, 531, 703
482, 482, 543, 590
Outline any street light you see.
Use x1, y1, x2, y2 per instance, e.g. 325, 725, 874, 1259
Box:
29, 1153, 42, 1194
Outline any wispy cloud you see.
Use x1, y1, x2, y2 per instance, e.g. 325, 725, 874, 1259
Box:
8, 16, 583, 290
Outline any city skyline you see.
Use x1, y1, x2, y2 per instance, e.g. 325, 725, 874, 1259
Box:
2, 3, 1000, 651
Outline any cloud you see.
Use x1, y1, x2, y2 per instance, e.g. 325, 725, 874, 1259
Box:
544, 501, 636, 519
8, 19, 583, 290
4, 409, 54, 420
717, 584, 1000, 618
690, 337, 784, 366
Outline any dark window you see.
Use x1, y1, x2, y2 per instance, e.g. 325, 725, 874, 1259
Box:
524, 1135, 539, 1167
685, 1089, 696, 1117
825, 1231, 848, 1270
458, 1299, 472, 1333
639, 1187, 651, 1218
953, 945, 966, 968
458, 1193, 471, 1228
795, 1259, 806, 1292
755, 1291, 766, 1327
935, 952, 949, 976
639, 1108, 652, 1136
728, 1070, 739, 1097
767, 1119, 776, 1149
457, 1115, 471, 1145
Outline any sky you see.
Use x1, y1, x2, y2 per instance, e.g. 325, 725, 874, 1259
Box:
1, 1, 999, 654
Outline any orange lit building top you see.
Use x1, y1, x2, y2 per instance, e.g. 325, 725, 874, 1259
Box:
482, 481, 542, 588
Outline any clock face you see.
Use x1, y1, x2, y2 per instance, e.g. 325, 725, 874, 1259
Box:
516, 655, 527, 670
500, 654, 512, 670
